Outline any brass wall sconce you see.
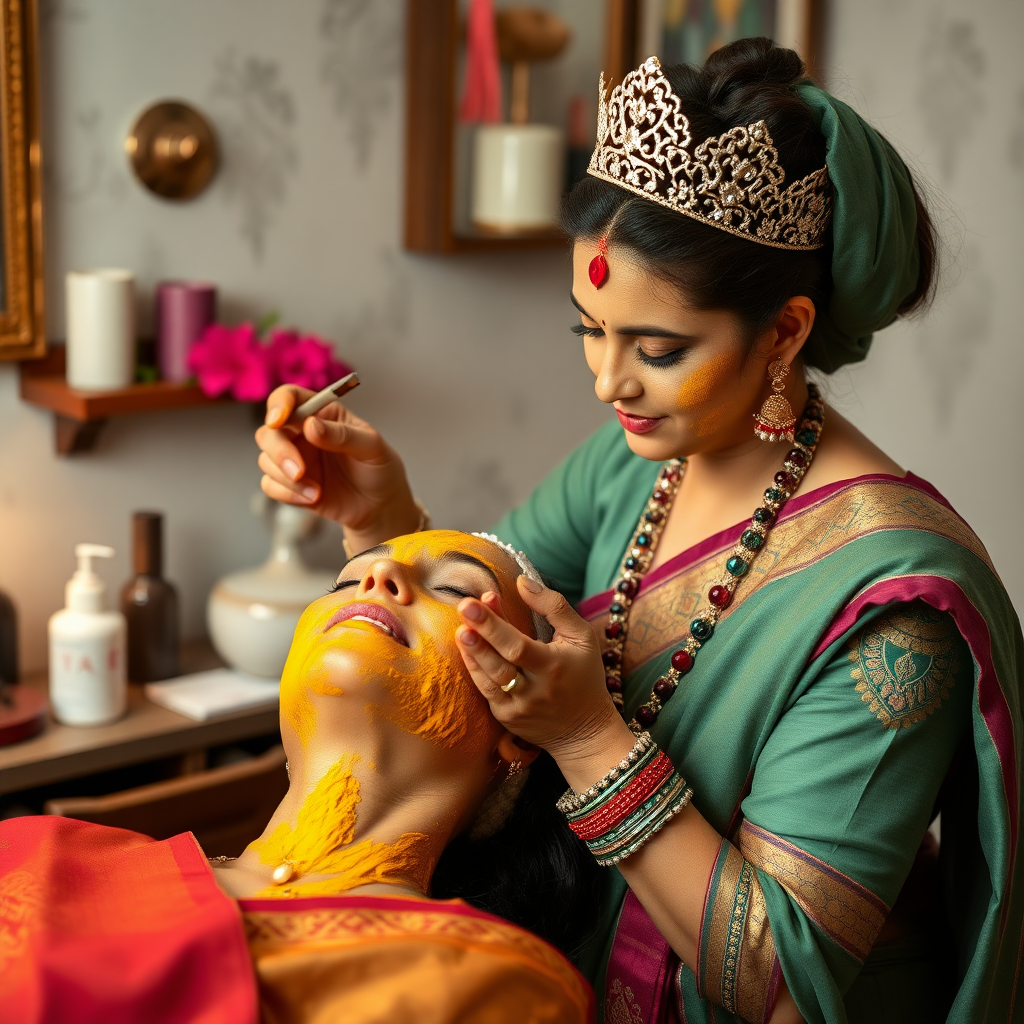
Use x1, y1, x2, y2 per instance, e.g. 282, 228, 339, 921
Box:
126, 101, 218, 201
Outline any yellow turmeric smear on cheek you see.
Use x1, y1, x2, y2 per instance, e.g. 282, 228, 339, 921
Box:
249, 754, 434, 897
363, 606, 493, 753
678, 350, 739, 437
279, 599, 340, 748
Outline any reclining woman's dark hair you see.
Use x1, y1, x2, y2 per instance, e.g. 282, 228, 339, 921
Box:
432, 751, 602, 964
560, 37, 937, 371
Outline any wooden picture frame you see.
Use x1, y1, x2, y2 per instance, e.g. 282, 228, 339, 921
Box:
0, 0, 44, 361
404, 0, 639, 254
636, 0, 823, 82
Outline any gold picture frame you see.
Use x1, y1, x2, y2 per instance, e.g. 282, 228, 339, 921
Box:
0, 0, 43, 361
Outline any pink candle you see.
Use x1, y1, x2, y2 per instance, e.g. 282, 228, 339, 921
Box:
155, 281, 217, 383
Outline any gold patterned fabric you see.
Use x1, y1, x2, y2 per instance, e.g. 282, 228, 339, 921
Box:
738, 822, 890, 963
849, 602, 964, 729
698, 842, 780, 1024
242, 895, 594, 1024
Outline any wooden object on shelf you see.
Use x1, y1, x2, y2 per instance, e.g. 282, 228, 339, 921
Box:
44, 745, 288, 857
0, 641, 280, 797
0, 0, 45, 362
19, 345, 231, 454
403, 0, 640, 254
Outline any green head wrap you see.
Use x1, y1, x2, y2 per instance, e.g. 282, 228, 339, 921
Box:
794, 83, 921, 371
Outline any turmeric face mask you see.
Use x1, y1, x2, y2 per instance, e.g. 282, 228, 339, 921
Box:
279, 530, 530, 752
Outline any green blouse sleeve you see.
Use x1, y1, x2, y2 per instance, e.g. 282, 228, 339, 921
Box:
491, 420, 628, 605
695, 600, 973, 1024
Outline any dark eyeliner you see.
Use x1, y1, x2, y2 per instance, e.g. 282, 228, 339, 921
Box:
636, 346, 686, 368
330, 578, 359, 593
570, 322, 604, 337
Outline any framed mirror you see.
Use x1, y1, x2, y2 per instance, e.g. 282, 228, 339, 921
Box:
0, 0, 43, 361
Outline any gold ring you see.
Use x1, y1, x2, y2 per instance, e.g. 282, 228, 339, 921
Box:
501, 670, 525, 693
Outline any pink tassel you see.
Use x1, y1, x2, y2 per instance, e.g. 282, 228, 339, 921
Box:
458, 0, 502, 123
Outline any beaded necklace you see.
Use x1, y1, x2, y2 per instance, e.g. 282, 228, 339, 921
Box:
603, 384, 825, 730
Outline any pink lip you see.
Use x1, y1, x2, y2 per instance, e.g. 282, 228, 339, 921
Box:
324, 602, 409, 647
616, 408, 665, 434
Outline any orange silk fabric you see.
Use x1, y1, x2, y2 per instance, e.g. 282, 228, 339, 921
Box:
241, 894, 595, 1024
0, 817, 256, 1024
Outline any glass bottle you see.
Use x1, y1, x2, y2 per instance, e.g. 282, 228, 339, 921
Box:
121, 512, 179, 682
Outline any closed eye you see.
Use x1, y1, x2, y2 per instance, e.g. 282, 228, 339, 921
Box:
636, 345, 687, 368
330, 578, 359, 593
570, 322, 604, 338
435, 586, 474, 599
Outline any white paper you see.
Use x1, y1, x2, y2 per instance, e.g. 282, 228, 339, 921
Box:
144, 669, 279, 721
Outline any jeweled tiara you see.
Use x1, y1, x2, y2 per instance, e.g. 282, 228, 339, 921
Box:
588, 56, 832, 251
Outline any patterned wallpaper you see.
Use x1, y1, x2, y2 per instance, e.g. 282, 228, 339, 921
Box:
0, 0, 1020, 673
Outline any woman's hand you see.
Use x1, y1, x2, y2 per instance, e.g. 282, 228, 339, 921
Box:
255, 385, 420, 547
456, 578, 636, 782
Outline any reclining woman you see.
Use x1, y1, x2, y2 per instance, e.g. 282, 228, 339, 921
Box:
0, 531, 596, 1024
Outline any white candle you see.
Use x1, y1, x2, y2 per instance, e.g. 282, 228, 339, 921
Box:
66, 269, 136, 390
472, 124, 565, 232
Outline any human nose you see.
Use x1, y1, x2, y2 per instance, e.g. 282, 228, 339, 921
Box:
358, 558, 414, 605
593, 340, 642, 405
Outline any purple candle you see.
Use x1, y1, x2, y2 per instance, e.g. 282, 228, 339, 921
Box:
155, 281, 217, 383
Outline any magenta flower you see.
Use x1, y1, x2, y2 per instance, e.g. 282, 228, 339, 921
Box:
187, 322, 274, 401
269, 329, 352, 391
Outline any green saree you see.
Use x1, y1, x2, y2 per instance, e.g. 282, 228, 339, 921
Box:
494, 420, 1023, 1024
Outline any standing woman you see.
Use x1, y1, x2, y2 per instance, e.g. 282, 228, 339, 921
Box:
256, 40, 1022, 1024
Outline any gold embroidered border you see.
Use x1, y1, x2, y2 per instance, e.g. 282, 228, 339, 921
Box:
588, 479, 991, 675
849, 602, 962, 730
700, 843, 778, 1023
244, 905, 573, 981
738, 821, 888, 962
605, 976, 645, 1024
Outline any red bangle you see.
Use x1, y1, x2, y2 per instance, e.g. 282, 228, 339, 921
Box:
568, 753, 675, 841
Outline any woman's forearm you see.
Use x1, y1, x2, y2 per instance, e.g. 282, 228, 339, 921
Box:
554, 719, 804, 1024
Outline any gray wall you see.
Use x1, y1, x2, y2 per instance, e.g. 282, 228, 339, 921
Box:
0, 0, 1019, 675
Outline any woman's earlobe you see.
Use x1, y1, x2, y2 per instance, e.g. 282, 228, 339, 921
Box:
496, 731, 541, 770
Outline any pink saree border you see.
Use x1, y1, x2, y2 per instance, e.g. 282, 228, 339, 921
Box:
811, 573, 1018, 866
577, 472, 922, 620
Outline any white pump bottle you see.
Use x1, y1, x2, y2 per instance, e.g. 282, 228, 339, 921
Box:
49, 544, 127, 726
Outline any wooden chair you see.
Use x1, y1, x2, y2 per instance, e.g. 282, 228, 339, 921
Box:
44, 745, 288, 857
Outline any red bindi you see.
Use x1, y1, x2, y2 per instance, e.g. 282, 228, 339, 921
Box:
589, 236, 609, 288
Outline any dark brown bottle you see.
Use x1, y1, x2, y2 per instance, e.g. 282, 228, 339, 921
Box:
121, 512, 179, 682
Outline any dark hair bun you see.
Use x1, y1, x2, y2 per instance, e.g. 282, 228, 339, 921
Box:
705, 36, 806, 96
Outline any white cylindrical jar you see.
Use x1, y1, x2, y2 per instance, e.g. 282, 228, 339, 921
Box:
49, 544, 127, 726
472, 124, 565, 232
66, 269, 136, 390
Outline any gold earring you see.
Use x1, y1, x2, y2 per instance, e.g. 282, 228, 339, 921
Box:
505, 759, 524, 781
753, 359, 796, 442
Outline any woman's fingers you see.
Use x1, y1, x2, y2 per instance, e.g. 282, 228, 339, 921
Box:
254, 423, 309, 482
457, 598, 540, 672
260, 472, 319, 507
257, 452, 319, 503
517, 576, 597, 647
263, 385, 314, 428
302, 414, 388, 462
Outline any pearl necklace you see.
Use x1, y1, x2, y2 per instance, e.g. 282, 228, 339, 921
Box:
603, 385, 825, 730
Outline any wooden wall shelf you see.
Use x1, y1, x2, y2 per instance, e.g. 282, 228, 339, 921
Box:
403, 0, 639, 254
19, 347, 231, 454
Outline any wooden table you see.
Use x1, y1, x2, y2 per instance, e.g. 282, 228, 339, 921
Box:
0, 645, 280, 796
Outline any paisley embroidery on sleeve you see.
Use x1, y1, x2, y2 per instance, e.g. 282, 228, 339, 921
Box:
848, 603, 962, 729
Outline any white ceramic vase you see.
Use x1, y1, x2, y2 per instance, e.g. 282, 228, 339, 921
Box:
207, 504, 336, 679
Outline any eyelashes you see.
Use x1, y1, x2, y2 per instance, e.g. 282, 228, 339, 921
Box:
635, 348, 686, 368
329, 580, 474, 600
571, 323, 687, 369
